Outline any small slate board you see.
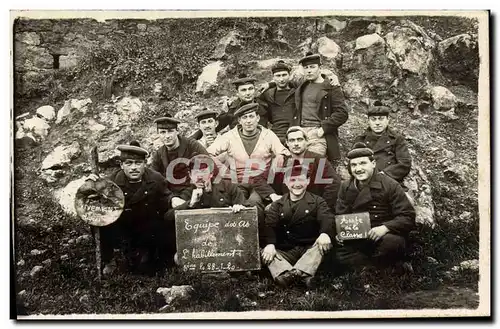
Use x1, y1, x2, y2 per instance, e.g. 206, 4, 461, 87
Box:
335, 212, 371, 241
175, 206, 261, 273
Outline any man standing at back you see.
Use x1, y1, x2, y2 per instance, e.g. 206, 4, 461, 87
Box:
295, 52, 348, 163
353, 102, 411, 185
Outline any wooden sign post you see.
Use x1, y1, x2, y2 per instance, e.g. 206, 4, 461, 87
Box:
175, 207, 261, 273
335, 212, 371, 241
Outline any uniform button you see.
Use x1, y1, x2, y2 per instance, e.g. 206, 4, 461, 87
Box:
387, 141, 390, 144
281, 213, 284, 216
374, 215, 378, 218
286, 231, 290, 234
372, 205, 376, 208
366, 141, 370, 144
293, 117, 297, 120
387, 161, 391, 164
144, 191, 148, 195
145, 203, 148, 206
124, 192, 128, 196
305, 210, 309, 214
220, 198, 224, 201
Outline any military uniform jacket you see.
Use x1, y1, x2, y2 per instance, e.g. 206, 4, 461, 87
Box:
335, 171, 416, 237
263, 191, 335, 250
258, 86, 296, 143
176, 179, 247, 209
109, 168, 173, 230
294, 79, 349, 161
354, 128, 411, 183
150, 135, 208, 195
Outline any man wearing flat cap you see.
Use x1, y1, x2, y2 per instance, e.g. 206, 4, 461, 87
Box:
294, 52, 348, 163
207, 102, 289, 218
89, 141, 175, 275
189, 74, 268, 141
335, 142, 416, 268
261, 164, 334, 288
353, 101, 412, 184
194, 109, 221, 149
150, 116, 208, 208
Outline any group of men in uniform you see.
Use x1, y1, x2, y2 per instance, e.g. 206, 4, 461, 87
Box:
89, 52, 416, 287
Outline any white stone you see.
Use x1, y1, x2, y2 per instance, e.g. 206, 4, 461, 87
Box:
316, 36, 341, 60
54, 177, 88, 217
16, 32, 41, 45
324, 18, 346, 32
157, 285, 194, 305
212, 31, 241, 59
116, 97, 142, 114
36, 106, 56, 121
427, 256, 438, 264
30, 265, 44, 277
438, 34, 473, 58
355, 33, 385, 50
56, 98, 93, 123
195, 61, 224, 95
41, 142, 81, 170
430, 86, 457, 110
30, 249, 46, 256
40, 169, 65, 183
460, 259, 479, 271
17, 259, 25, 266
23, 117, 50, 140
88, 119, 106, 132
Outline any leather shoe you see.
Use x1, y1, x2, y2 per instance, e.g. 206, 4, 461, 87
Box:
275, 270, 297, 287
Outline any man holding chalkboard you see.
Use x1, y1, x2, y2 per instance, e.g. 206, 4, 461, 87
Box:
261, 165, 334, 288
335, 142, 416, 268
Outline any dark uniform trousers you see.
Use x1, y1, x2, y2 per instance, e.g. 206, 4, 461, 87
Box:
336, 233, 406, 267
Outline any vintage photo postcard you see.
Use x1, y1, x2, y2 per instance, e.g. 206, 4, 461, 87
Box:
11, 10, 490, 320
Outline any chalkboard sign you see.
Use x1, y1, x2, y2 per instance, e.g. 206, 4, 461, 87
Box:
175, 207, 261, 273
335, 212, 371, 241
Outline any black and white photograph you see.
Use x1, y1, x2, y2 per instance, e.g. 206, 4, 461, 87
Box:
10, 10, 490, 319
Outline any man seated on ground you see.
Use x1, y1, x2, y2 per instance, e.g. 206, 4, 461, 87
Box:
261, 165, 334, 288
194, 108, 222, 149
88, 142, 175, 275
353, 102, 411, 185
207, 102, 289, 210
335, 142, 416, 269
150, 116, 208, 208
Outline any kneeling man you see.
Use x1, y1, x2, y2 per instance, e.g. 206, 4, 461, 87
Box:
261, 165, 334, 287
335, 142, 416, 268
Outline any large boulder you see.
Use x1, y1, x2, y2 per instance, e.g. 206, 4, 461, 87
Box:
195, 61, 224, 95
405, 163, 435, 226
115, 96, 142, 116
212, 30, 242, 60
23, 116, 50, 141
36, 105, 56, 121
41, 142, 81, 170
323, 17, 347, 32
54, 177, 88, 217
315, 36, 341, 61
15, 32, 41, 46
384, 24, 434, 75
354, 33, 385, 50
429, 86, 458, 110
157, 285, 194, 307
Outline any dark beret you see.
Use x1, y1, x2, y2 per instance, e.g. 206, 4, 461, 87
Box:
367, 105, 391, 116
154, 117, 181, 129
271, 60, 291, 74
232, 76, 257, 87
234, 102, 259, 118
195, 109, 218, 122
347, 142, 374, 160
298, 53, 321, 66
117, 144, 149, 160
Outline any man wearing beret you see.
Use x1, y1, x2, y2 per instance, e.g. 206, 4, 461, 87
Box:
194, 109, 222, 149
88, 142, 175, 275
207, 103, 289, 208
189, 74, 268, 141
262, 126, 341, 210
335, 142, 416, 268
353, 102, 412, 184
261, 165, 334, 288
294, 52, 348, 163
150, 116, 208, 208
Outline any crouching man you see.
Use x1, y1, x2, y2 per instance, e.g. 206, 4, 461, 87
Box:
89, 142, 174, 276
261, 165, 334, 288
335, 142, 416, 268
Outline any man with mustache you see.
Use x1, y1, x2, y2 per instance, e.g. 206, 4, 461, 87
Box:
261, 165, 334, 288
194, 109, 221, 148
335, 142, 416, 268
294, 52, 348, 163
353, 102, 412, 185
89, 142, 175, 276
189, 74, 268, 141
150, 116, 208, 209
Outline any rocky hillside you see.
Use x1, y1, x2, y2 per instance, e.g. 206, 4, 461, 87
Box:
13, 14, 482, 315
